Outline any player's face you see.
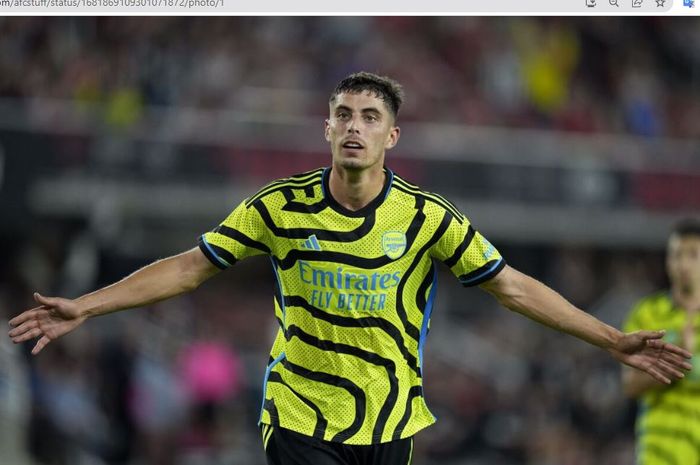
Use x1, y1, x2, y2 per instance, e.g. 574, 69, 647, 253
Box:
325, 91, 400, 171
667, 234, 700, 297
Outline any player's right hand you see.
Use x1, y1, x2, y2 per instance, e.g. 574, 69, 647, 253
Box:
8, 292, 86, 355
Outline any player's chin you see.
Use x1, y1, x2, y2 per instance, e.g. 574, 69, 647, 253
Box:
336, 156, 367, 170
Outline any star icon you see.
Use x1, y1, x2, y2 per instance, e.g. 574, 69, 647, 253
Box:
656, 0, 665, 5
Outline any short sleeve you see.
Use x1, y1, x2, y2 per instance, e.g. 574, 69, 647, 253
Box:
198, 199, 271, 270
432, 214, 505, 287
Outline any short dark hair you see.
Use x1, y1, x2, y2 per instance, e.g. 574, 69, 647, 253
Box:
672, 218, 700, 238
329, 72, 404, 119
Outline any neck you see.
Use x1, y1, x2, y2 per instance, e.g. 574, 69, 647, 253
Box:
328, 164, 386, 211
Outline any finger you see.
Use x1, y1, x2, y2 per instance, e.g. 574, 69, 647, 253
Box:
656, 358, 686, 380
8, 319, 40, 338
666, 344, 693, 359
8, 308, 45, 327
659, 351, 694, 371
9, 309, 50, 334
648, 339, 693, 359
11, 327, 44, 344
34, 292, 58, 308
639, 330, 666, 341
32, 335, 51, 355
644, 364, 672, 385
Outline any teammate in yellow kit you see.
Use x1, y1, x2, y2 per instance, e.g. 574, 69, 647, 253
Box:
9, 72, 692, 465
623, 219, 700, 465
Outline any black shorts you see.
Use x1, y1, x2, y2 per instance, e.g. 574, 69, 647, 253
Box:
261, 424, 413, 465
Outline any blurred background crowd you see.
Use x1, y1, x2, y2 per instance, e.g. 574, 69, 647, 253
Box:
0, 16, 698, 465
1, 17, 700, 136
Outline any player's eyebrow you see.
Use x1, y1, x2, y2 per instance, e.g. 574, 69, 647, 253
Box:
334, 105, 383, 115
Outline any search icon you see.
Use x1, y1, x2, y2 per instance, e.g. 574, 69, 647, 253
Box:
610, 0, 619, 5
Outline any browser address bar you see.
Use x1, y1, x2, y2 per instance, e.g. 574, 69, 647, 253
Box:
1, 0, 696, 13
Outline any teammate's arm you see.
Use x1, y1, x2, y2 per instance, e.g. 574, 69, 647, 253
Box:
621, 366, 667, 397
8, 247, 220, 355
479, 264, 692, 384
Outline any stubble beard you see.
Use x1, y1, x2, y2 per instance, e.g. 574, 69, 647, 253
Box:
334, 147, 377, 172
337, 157, 367, 171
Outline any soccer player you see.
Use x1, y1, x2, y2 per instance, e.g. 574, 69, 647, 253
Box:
9, 72, 692, 465
622, 219, 700, 465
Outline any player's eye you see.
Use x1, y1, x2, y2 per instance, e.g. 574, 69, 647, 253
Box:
364, 114, 378, 122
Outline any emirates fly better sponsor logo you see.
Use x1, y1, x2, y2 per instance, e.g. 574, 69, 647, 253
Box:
299, 261, 401, 312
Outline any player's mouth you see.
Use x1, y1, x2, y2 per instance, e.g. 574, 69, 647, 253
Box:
341, 140, 365, 151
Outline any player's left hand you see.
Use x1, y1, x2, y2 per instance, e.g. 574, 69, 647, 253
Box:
609, 330, 693, 384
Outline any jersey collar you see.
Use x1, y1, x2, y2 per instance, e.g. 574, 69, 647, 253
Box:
321, 166, 394, 217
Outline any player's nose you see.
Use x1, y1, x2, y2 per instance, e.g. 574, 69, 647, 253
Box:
346, 116, 360, 133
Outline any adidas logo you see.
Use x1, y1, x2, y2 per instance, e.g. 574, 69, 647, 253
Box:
301, 234, 322, 251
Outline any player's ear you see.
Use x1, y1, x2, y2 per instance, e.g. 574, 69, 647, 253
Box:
385, 126, 400, 150
324, 119, 332, 142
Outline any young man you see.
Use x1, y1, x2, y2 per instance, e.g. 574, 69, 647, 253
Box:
9, 72, 692, 465
622, 219, 700, 465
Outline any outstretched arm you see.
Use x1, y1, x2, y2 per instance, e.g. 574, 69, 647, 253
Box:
8, 247, 220, 355
479, 265, 692, 384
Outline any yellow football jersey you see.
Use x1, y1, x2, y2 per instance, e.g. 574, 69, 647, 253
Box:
624, 292, 700, 465
199, 167, 504, 445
